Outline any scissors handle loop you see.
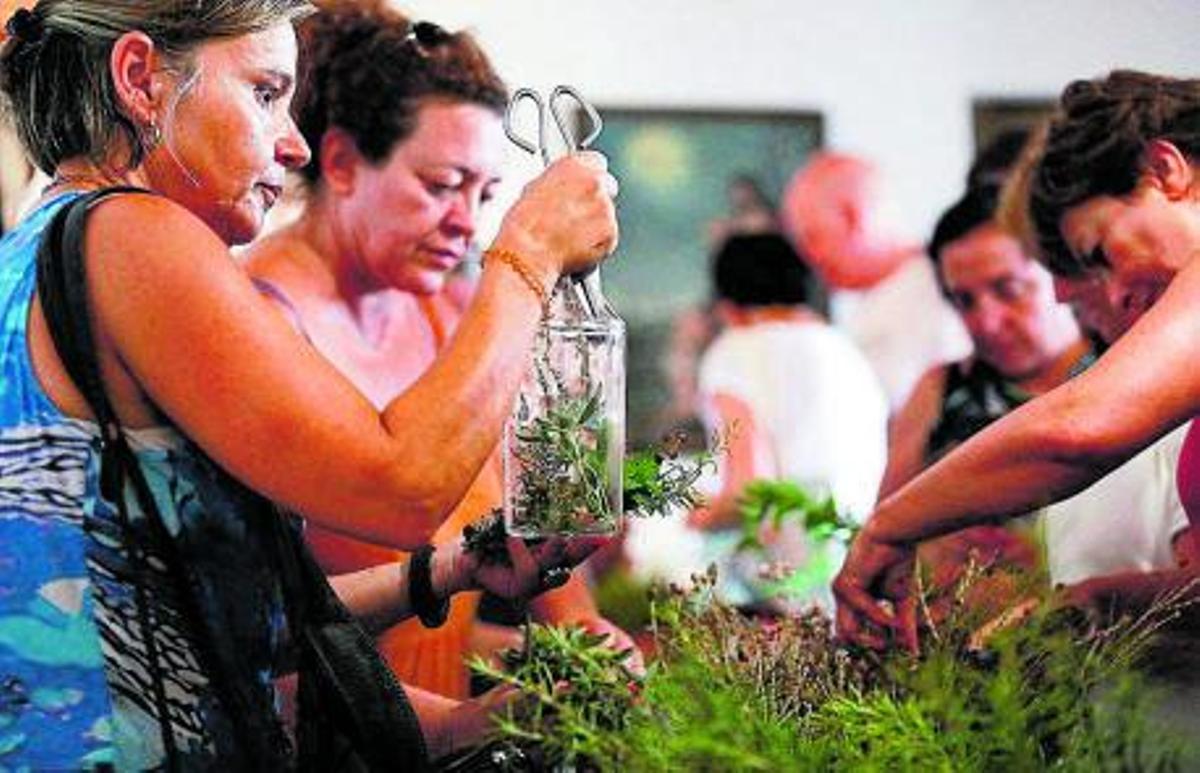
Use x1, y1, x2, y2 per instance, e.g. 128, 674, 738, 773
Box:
549, 85, 603, 152
503, 85, 603, 167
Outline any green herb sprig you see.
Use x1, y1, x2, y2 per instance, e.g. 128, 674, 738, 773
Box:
468, 623, 641, 768
735, 479, 858, 553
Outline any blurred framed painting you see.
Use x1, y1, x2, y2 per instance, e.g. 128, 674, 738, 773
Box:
590, 107, 823, 446
973, 97, 1054, 153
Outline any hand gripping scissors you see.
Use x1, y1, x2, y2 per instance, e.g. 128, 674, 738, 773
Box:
502, 85, 614, 318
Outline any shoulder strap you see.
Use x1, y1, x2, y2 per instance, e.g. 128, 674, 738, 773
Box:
34, 187, 295, 769
35, 188, 146, 440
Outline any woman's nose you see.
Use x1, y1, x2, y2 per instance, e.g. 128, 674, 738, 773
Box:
444, 194, 480, 238
277, 118, 312, 171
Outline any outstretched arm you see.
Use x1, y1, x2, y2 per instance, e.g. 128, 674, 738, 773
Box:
330, 532, 606, 634
835, 259, 1200, 647
1058, 527, 1200, 620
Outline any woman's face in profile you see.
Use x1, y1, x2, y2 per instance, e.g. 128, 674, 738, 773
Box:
1059, 182, 1200, 339
145, 22, 310, 245
340, 100, 504, 296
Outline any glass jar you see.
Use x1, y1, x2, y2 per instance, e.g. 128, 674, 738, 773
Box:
503, 275, 626, 537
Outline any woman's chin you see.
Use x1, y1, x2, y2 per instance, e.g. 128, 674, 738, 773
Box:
389, 270, 447, 297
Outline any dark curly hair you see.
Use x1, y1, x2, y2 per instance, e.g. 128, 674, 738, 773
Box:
296, 0, 507, 186
1029, 70, 1200, 276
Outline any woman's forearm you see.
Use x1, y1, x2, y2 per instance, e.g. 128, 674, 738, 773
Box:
1063, 568, 1200, 618
866, 393, 1120, 546
373, 262, 545, 532
329, 543, 466, 634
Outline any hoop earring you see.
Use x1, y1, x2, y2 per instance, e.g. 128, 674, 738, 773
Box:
145, 121, 162, 150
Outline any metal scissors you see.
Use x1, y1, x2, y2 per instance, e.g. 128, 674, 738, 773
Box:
503, 86, 615, 319
503, 85, 603, 167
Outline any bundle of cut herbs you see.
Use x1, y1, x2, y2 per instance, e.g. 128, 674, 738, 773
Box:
503, 366, 719, 537
468, 564, 1195, 771
465, 431, 716, 565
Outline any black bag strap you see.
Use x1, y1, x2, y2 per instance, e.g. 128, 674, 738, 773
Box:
36, 189, 430, 771
35, 189, 183, 766
35, 189, 139, 436
272, 519, 430, 771
34, 189, 293, 769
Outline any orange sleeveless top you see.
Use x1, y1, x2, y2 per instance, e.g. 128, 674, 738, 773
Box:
306, 293, 500, 699
306, 456, 500, 699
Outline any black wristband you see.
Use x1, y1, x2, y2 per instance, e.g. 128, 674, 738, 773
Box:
409, 544, 449, 628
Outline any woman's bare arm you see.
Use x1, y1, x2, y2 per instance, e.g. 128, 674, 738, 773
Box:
877, 365, 946, 501
866, 258, 1200, 546
62, 160, 614, 549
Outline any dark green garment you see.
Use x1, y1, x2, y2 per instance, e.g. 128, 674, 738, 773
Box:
927, 352, 1096, 463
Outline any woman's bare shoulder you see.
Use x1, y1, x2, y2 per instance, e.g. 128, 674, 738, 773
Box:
84, 191, 228, 262
241, 226, 321, 287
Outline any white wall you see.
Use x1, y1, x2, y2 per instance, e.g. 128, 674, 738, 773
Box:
399, 0, 1200, 239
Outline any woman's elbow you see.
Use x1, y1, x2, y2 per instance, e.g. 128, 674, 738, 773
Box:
371, 463, 465, 547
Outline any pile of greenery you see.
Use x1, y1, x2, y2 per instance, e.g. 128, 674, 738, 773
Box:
471, 568, 1192, 771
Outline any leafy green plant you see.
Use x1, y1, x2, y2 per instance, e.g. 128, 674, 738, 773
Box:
466, 438, 714, 566
730, 479, 860, 603
623, 431, 716, 519
468, 623, 640, 769
735, 479, 857, 552
504, 401, 717, 537
474, 568, 1193, 771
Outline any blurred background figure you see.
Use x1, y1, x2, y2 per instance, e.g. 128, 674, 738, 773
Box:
684, 232, 888, 611
706, 173, 781, 246
965, 127, 1037, 190
781, 151, 971, 411
880, 131, 1193, 620
661, 173, 788, 441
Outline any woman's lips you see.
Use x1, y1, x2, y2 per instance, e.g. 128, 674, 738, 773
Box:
257, 183, 283, 209
423, 248, 464, 270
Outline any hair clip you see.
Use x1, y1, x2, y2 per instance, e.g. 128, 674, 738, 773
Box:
6, 8, 44, 44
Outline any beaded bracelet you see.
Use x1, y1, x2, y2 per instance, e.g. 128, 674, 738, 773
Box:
483, 247, 550, 310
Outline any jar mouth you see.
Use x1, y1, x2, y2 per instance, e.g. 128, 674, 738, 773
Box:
540, 318, 625, 334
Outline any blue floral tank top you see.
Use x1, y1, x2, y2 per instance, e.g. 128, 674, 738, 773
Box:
0, 193, 290, 770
